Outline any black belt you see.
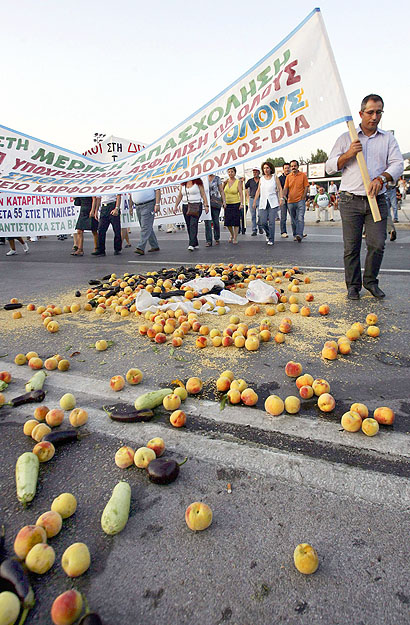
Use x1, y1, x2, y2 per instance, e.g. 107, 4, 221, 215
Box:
101, 201, 116, 207
135, 199, 155, 207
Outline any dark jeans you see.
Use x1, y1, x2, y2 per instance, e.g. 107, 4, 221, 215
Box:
280, 199, 288, 234
182, 204, 199, 247
339, 192, 388, 289
239, 205, 247, 233
259, 201, 278, 243
288, 199, 305, 237
205, 205, 221, 244
97, 204, 122, 253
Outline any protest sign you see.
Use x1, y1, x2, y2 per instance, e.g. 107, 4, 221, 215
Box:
0, 194, 78, 237
0, 9, 351, 197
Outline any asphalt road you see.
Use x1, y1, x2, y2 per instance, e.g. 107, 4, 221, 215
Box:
0, 217, 409, 625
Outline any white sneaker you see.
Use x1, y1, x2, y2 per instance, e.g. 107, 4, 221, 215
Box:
6, 249, 16, 256
194, 246, 199, 249
281, 233, 288, 238
29, 236, 38, 242
267, 241, 273, 246
188, 245, 194, 251
23, 243, 29, 253
265, 236, 269, 242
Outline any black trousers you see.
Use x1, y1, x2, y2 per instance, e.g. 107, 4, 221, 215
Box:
339, 192, 387, 289
97, 204, 122, 253
182, 204, 199, 247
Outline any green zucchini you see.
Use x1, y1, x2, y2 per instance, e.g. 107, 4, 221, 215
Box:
134, 388, 172, 411
15, 452, 39, 506
101, 481, 131, 535
25, 370, 46, 392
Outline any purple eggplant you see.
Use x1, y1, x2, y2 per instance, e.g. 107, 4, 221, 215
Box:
43, 430, 80, 447
102, 404, 153, 423
79, 613, 103, 625
8, 390, 45, 407
0, 558, 34, 608
146, 457, 187, 485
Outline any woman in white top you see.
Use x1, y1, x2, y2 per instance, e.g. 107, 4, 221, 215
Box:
253, 162, 283, 245
173, 179, 209, 250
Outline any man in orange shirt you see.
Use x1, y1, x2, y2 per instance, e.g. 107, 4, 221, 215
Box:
283, 160, 309, 242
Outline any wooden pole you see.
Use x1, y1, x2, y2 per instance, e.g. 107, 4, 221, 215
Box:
346, 120, 381, 222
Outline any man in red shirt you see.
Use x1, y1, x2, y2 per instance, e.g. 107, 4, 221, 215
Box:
283, 160, 309, 242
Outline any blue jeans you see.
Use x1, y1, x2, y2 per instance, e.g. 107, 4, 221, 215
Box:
248, 196, 259, 233
258, 202, 278, 243
288, 200, 305, 237
339, 192, 387, 289
135, 200, 159, 251
97, 204, 122, 253
280, 199, 288, 234
384, 187, 398, 220
205, 206, 221, 244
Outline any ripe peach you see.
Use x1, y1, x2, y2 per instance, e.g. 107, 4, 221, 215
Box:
305, 293, 314, 302
154, 332, 167, 344
47, 320, 60, 333
51, 493, 77, 519
69, 408, 88, 427
279, 322, 291, 334
46, 409, 65, 427
317, 393, 336, 412
23, 419, 39, 436
245, 336, 259, 351
163, 393, 182, 411
284, 396, 301, 414
185, 502, 213, 531
341, 411, 362, 432
274, 332, 286, 344
14, 353, 27, 365
134, 446, 156, 468
312, 379, 330, 396
45, 357, 59, 370
195, 336, 208, 348
12, 310, 22, 319
259, 329, 272, 342
51, 589, 83, 625
0, 371, 11, 383
126, 368, 143, 385
230, 315, 240, 324
265, 395, 284, 416
351, 322, 364, 335
223, 327, 233, 337
209, 329, 221, 338
338, 341, 351, 355
321, 344, 338, 360
29, 357, 43, 370
222, 336, 234, 347
199, 325, 210, 336
171, 387, 186, 403
170, 409, 187, 427
216, 377, 231, 392
57, 359, 70, 371
289, 303, 299, 314
186, 377, 203, 395
318, 304, 330, 315
33, 441, 55, 462
266, 307, 276, 316
172, 337, 183, 347
346, 327, 360, 341
14, 525, 47, 559
373, 406, 394, 425
36, 510, 63, 538
212, 336, 223, 347
285, 361, 303, 378
146, 328, 157, 339
300, 306, 311, 316
295, 374, 314, 389
350, 403, 369, 419
25, 543, 55, 574
26, 351, 38, 360
61, 542, 91, 577
366, 313, 378, 326
230, 379, 247, 393
241, 388, 258, 406
227, 388, 241, 404
367, 326, 380, 337
115, 446, 135, 468
110, 375, 125, 391
60, 393, 76, 410
234, 335, 246, 348
245, 305, 257, 316
221, 370, 235, 381
147, 436, 165, 458
299, 385, 314, 399
33, 405, 49, 421
32, 423, 52, 442
294, 543, 319, 574
27, 303, 36, 311
361, 417, 379, 437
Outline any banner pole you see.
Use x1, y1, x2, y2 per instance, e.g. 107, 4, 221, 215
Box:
346, 121, 381, 222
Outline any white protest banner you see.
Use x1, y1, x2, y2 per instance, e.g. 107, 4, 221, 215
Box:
83, 135, 146, 162
0, 193, 78, 237
0, 9, 351, 197
308, 162, 326, 178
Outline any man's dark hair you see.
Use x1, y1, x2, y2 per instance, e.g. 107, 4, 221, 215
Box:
290, 159, 299, 167
283, 162, 290, 167
361, 94, 384, 111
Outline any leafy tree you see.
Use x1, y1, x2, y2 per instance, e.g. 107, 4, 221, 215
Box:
310, 148, 328, 164
265, 156, 285, 169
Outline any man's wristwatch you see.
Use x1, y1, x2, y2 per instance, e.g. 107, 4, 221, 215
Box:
376, 175, 387, 185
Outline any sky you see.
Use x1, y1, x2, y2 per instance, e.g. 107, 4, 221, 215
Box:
2, 0, 409, 166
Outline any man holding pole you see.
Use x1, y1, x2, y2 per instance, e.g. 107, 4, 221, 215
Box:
326, 94, 403, 300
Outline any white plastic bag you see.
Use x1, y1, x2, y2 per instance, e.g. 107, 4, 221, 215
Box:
246, 279, 279, 304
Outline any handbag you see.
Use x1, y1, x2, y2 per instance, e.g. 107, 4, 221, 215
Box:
184, 187, 202, 217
